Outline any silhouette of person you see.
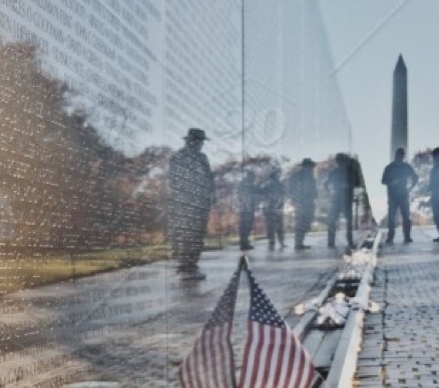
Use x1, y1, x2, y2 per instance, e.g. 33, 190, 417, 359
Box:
326, 153, 361, 248
167, 128, 215, 280
289, 158, 317, 250
262, 168, 286, 250
382, 147, 418, 244
237, 170, 260, 251
428, 147, 439, 242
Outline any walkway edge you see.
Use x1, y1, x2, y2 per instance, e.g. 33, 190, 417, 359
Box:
293, 274, 339, 341
326, 230, 382, 388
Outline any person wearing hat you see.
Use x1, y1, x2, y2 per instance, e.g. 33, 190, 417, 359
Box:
289, 158, 317, 250
382, 147, 418, 244
429, 147, 439, 242
326, 153, 361, 249
262, 168, 287, 250
167, 128, 215, 280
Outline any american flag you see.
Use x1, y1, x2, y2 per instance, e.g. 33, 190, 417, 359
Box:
238, 270, 328, 388
178, 269, 240, 388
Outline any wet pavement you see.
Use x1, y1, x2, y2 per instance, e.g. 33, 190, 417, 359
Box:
356, 226, 439, 388
6, 226, 438, 387
0, 232, 343, 388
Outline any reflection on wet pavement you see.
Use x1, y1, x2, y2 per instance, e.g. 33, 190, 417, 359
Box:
0, 233, 342, 386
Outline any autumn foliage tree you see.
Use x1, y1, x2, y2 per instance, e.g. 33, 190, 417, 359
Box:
0, 44, 172, 250
0, 43, 375, 252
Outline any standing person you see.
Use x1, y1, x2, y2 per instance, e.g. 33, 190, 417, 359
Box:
167, 128, 215, 280
326, 153, 361, 249
289, 158, 317, 250
237, 170, 260, 251
382, 147, 418, 244
429, 148, 439, 242
262, 169, 286, 250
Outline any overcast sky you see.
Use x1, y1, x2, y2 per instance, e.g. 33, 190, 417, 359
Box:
319, 0, 439, 219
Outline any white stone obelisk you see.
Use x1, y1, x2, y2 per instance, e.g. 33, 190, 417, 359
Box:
390, 55, 408, 160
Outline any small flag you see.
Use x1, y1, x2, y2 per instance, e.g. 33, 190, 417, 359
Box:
178, 269, 240, 388
238, 269, 328, 388
179, 256, 329, 388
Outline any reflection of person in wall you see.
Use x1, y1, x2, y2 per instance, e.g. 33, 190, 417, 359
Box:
289, 158, 317, 250
326, 153, 361, 249
262, 168, 286, 250
238, 170, 260, 251
382, 147, 418, 244
429, 148, 439, 242
167, 128, 215, 281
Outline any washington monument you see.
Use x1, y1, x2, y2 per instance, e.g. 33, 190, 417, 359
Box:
390, 55, 408, 160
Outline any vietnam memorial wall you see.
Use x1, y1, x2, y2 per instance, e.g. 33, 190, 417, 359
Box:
0, 0, 351, 385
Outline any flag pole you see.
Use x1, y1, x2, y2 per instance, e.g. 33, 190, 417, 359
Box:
238, 254, 249, 271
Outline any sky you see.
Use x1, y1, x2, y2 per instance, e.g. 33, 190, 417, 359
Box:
0, 0, 434, 221
319, 0, 439, 219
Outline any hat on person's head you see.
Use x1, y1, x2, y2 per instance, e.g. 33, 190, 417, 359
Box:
301, 158, 316, 167
395, 147, 405, 156
184, 128, 209, 141
335, 152, 347, 162
335, 152, 350, 165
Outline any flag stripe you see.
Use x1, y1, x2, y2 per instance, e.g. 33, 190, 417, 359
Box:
302, 340, 316, 388
251, 323, 267, 387
221, 322, 236, 387
215, 326, 225, 387
272, 327, 288, 387
226, 323, 238, 387
193, 337, 203, 388
288, 335, 302, 388
238, 321, 256, 387
292, 342, 305, 388
226, 325, 236, 387
182, 325, 238, 388
295, 333, 313, 388
242, 321, 258, 387
256, 324, 275, 387
283, 332, 297, 388
298, 351, 313, 388
209, 326, 220, 388
217, 324, 227, 388
279, 328, 293, 387
265, 326, 282, 387
237, 321, 251, 387
181, 348, 194, 388
178, 362, 185, 388
200, 331, 209, 387
251, 322, 265, 387
186, 348, 196, 388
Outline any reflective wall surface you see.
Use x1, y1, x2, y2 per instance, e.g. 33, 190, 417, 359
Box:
0, 0, 362, 386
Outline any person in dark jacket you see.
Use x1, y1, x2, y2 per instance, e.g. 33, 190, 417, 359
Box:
262, 169, 286, 250
237, 170, 260, 250
289, 158, 317, 250
381, 147, 418, 244
168, 128, 215, 280
429, 147, 439, 242
326, 153, 361, 248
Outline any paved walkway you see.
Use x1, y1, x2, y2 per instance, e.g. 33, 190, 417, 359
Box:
356, 226, 439, 388
0, 232, 343, 388
9, 225, 439, 388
